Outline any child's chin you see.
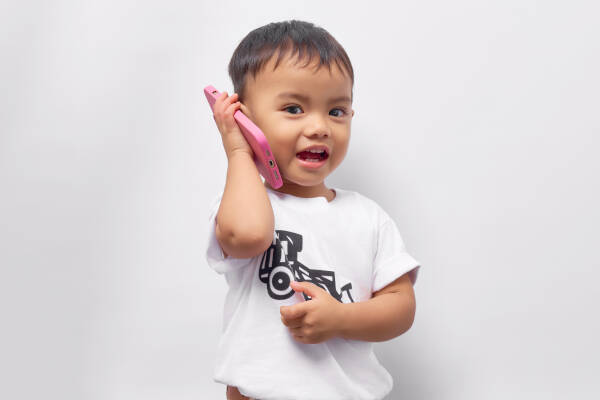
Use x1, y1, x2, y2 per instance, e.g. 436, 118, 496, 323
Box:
288, 176, 328, 187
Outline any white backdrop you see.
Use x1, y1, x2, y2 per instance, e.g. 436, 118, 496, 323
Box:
1, 1, 599, 399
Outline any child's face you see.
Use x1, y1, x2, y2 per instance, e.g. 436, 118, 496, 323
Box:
239, 53, 354, 195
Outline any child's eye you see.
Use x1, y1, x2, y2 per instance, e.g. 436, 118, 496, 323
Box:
285, 105, 302, 114
283, 106, 347, 117
330, 108, 346, 117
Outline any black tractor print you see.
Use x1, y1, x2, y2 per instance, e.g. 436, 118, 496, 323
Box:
259, 230, 355, 303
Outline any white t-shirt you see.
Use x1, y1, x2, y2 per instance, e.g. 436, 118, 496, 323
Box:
205, 186, 421, 400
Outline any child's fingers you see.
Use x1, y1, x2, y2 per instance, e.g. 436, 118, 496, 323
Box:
223, 93, 239, 110
220, 102, 241, 132
213, 101, 242, 136
214, 91, 228, 109
282, 316, 303, 329
214, 92, 239, 116
225, 100, 241, 115
215, 100, 240, 124
215, 92, 237, 107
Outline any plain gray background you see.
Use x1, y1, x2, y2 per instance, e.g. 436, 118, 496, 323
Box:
1, 0, 599, 399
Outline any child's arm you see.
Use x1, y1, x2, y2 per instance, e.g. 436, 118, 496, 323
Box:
280, 273, 415, 344
337, 273, 416, 342
212, 92, 274, 259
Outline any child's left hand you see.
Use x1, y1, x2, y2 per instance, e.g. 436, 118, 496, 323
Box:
280, 281, 344, 344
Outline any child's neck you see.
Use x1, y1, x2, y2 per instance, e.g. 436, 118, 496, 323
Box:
264, 181, 335, 201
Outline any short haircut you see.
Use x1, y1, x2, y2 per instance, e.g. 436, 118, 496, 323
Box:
228, 20, 354, 102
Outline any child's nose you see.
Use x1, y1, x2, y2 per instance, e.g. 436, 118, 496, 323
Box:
304, 114, 331, 138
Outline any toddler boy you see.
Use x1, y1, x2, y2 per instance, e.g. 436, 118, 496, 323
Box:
206, 20, 421, 400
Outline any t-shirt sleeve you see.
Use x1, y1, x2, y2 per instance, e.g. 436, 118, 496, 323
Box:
372, 214, 421, 292
205, 193, 255, 274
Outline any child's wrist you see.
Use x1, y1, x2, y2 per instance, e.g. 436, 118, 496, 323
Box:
335, 302, 350, 339
226, 146, 254, 161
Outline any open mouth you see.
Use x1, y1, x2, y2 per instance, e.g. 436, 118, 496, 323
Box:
296, 149, 329, 162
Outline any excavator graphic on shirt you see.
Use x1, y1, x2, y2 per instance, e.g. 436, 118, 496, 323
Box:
259, 230, 355, 303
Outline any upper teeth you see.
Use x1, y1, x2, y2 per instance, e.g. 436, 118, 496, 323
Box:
308, 149, 325, 153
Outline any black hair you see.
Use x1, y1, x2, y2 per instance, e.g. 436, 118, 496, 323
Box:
228, 20, 354, 102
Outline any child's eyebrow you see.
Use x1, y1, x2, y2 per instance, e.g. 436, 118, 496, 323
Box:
276, 92, 351, 104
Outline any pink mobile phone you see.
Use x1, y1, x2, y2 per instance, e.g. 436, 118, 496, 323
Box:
204, 85, 283, 189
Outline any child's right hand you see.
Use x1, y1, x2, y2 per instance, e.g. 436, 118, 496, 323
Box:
212, 92, 254, 159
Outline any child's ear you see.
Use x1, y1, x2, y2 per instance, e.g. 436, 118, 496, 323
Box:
351, 109, 355, 117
